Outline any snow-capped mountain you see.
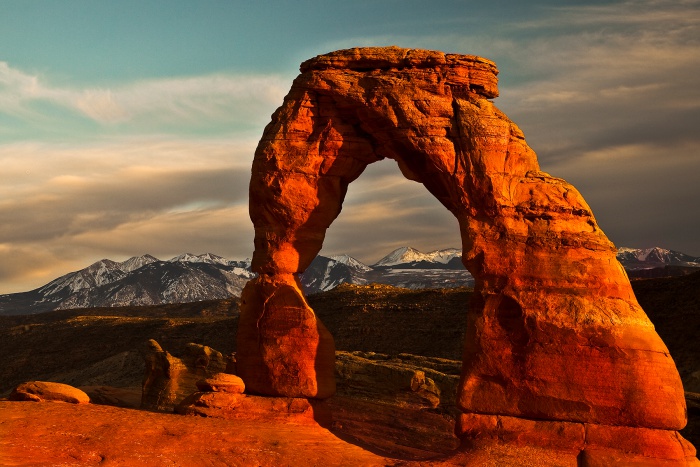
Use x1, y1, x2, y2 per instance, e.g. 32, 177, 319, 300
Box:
372, 247, 463, 268
616, 247, 700, 278
300, 248, 473, 294
169, 252, 230, 266
301, 255, 371, 293
372, 246, 462, 268
0, 254, 254, 316
120, 254, 160, 273
328, 254, 373, 272
301, 245, 700, 294
616, 247, 700, 269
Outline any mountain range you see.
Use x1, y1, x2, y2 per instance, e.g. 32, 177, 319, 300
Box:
1, 246, 697, 316
616, 247, 700, 276
300, 247, 471, 295
0, 254, 254, 316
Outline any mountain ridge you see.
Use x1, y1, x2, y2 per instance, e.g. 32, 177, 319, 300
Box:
0, 254, 255, 316
2, 246, 698, 316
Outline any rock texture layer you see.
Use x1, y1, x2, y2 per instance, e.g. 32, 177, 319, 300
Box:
239, 46, 694, 463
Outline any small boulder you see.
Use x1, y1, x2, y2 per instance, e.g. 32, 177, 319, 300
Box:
196, 373, 245, 394
10, 381, 90, 404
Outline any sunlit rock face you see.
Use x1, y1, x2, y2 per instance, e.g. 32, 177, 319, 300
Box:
239, 46, 693, 462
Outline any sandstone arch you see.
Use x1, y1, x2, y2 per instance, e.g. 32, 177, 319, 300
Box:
238, 47, 690, 454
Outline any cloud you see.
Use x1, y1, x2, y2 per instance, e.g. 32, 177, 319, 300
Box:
0, 204, 255, 294
320, 160, 461, 263
0, 138, 258, 293
549, 140, 700, 253
75, 89, 129, 123
0, 62, 288, 130
69, 205, 252, 261
73, 74, 289, 126
490, 1, 700, 159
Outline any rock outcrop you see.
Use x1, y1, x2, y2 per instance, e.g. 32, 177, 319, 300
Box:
10, 381, 90, 404
141, 339, 227, 411
331, 351, 463, 458
239, 46, 695, 463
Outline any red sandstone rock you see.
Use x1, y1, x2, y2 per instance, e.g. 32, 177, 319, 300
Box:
326, 395, 461, 460
2, 401, 697, 466
141, 339, 227, 411
196, 372, 245, 393
457, 412, 585, 453
239, 46, 694, 461
9, 381, 90, 404
237, 274, 336, 398
457, 413, 699, 465
335, 350, 457, 409
0, 401, 387, 466
80, 385, 141, 408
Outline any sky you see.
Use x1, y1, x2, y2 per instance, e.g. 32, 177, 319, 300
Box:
0, 0, 699, 293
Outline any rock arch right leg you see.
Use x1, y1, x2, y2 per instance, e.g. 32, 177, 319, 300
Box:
239, 48, 691, 460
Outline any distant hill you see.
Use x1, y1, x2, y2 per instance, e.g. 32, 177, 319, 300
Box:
0, 248, 475, 315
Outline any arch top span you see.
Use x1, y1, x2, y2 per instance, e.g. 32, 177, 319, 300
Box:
249, 47, 548, 276
299, 46, 499, 99
237, 47, 688, 447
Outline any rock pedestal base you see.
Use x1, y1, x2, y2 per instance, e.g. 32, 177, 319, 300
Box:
141, 340, 227, 411
458, 413, 699, 466
236, 275, 336, 399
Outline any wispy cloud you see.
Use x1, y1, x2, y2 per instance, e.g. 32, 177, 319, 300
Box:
320, 160, 461, 263
0, 62, 288, 129
0, 138, 257, 292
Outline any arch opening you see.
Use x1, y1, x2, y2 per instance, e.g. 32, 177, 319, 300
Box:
307, 158, 463, 269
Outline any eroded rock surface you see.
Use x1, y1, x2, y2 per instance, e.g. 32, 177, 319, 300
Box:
141, 339, 227, 411
239, 46, 695, 463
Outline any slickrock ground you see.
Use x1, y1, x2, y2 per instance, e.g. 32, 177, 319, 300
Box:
0, 400, 578, 466
0, 401, 390, 467
3, 399, 695, 466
